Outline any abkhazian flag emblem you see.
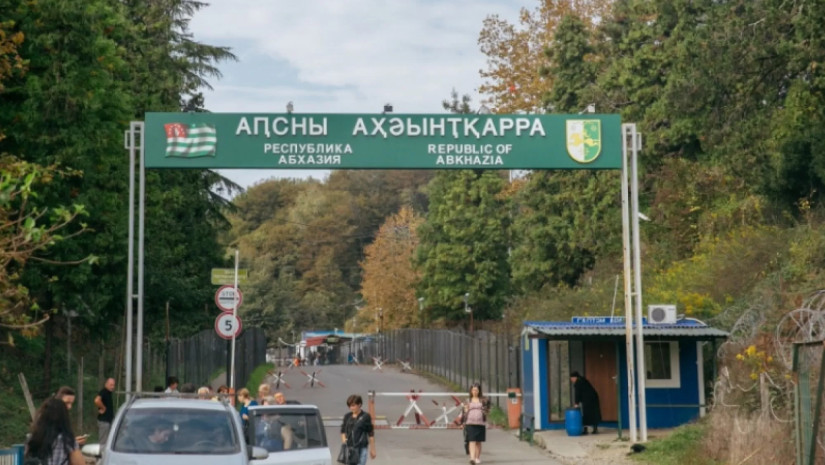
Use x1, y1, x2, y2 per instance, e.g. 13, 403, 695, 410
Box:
164, 123, 217, 158
566, 120, 602, 164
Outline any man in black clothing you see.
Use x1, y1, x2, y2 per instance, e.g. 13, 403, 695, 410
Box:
570, 371, 601, 434
94, 378, 115, 447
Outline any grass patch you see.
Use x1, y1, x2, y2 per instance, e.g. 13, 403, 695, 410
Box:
486, 405, 508, 429
245, 363, 275, 395
630, 423, 720, 465
208, 367, 226, 385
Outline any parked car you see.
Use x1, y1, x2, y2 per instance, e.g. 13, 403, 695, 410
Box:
247, 404, 332, 465
81, 396, 269, 465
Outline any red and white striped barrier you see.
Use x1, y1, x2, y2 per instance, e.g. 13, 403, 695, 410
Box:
267, 370, 291, 389
395, 390, 431, 427
372, 356, 384, 371
299, 369, 326, 388
367, 391, 515, 429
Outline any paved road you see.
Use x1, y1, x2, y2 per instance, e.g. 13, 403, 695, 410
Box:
264, 363, 561, 464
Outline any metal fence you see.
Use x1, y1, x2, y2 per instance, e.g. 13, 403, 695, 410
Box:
343, 328, 521, 405
0, 445, 22, 465
794, 340, 825, 465
144, 327, 267, 389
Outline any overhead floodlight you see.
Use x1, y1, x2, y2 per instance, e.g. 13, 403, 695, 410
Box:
286, 101, 294, 114
578, 103, 596, 114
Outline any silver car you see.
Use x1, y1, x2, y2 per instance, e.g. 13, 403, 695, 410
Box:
82, 396, 268, 465
247, 404, 332, 465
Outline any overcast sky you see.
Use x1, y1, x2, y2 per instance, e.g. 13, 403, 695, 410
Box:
189, 0, 525, 189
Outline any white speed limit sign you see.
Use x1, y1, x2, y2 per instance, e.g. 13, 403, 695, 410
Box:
215, 313, 243, 340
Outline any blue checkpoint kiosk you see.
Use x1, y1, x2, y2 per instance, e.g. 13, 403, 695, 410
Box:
521, 315, 728, 433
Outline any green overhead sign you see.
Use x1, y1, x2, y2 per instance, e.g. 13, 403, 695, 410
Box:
145, 113, 622, 170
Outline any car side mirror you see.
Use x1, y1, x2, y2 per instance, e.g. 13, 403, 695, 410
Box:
249, 445, 269, 460
81, 444, 102, 458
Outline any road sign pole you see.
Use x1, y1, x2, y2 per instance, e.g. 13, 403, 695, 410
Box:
230, 249, 239, 391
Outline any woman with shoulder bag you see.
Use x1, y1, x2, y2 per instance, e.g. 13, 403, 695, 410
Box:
462, 382, 490, 465
25, 398, 85, 465
339, 394, 376, 465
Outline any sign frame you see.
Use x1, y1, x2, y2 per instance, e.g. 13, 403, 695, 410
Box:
145, 112, 622, 170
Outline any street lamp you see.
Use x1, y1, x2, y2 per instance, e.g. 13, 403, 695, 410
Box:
65, 308, 79, 377
377, 308, 384, 334
463, 293, 473, 335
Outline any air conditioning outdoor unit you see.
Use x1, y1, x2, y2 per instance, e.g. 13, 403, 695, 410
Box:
648, 304, 678, 324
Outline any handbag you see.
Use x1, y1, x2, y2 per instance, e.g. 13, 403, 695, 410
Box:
337, 443, 359, 464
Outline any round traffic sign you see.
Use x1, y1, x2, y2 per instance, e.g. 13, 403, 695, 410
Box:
215, 285, 243, 312
215, 313, 242, 340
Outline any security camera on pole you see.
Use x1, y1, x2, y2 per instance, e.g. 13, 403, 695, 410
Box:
464, 292, 473, 336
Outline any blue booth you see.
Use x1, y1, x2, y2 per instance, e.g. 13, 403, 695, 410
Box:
521, 316, 728, 433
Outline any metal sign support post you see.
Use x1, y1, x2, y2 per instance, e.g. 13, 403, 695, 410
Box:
620, 123, 638, 443
125, 121, 146, 398
230, 249, 240, 391
621, 123, 648, 443
628, 124, 648, 442
137, 121, 146, 395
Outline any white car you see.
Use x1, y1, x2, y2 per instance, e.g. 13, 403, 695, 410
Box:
246, 404, 332, 465
82, 396, 269, 465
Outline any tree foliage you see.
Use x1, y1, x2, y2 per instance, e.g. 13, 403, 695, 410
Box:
0, 0, 239, 398
478, 0, 612, 112
416, 170, 510, 324
358, 206, 423, 332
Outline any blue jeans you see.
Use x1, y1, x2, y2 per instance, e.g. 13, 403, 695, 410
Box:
357, 446, 368, 465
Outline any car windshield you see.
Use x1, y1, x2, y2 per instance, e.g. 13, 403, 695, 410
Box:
113, 408, 239, 454
251, 410, 326, 453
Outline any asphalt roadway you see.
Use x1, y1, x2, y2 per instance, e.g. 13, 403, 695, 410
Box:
264, 362, 561, 465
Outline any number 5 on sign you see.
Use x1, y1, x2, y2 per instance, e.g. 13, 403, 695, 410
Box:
215, 313, 242, 340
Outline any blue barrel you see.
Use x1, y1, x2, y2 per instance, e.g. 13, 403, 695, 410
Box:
565, 407, 583, 436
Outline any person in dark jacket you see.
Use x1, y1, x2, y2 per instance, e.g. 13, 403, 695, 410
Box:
340, 394, 376, 464
570, 371, 601, 434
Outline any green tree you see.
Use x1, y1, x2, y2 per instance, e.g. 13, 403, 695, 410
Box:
416, 170, 510, 324
510, 170, 620, 292
541, 13, 597, 113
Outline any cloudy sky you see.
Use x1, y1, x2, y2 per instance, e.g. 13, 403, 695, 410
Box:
188, 0, 525, 189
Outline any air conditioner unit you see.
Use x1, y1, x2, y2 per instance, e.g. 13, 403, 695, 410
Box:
648, 305, 677, 324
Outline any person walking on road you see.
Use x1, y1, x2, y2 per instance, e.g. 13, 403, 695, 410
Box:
94, 377, 115, 447
54, 386, 87, 445
460, 382, 490, 465
340, 394, 376, 465
570, 371, 601, 434
25, 398, 85, 465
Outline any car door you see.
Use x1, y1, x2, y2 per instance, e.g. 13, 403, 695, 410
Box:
248, 406, 332, 465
